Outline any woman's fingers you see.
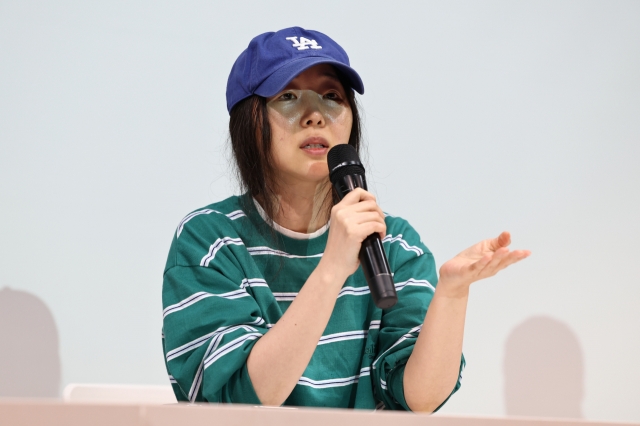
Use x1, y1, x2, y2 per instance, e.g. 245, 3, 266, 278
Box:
334, 202, 385, 224
476, 249, 530, 279
469, 248, 506, 278
358, 221, 386, 239
349, 199, 381, 213
334, 189, 385, 228
485, 247, 510, 270
499, 232, 511, 247
487, 231, 511, 251
340, 188, 376, 205
324, 188, 390, 279
348, 211, 386, 225
331, 187, 386, 240
441, 233, 530, 289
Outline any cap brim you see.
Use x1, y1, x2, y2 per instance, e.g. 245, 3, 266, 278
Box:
254, 57, 365, 98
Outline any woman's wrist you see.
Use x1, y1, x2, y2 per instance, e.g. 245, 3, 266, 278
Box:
315, 256, 351, 291
435, 278, 471, 299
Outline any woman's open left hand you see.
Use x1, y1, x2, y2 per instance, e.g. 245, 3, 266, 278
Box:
438, 231, 530, 297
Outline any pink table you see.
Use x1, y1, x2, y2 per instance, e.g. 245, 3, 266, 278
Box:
1, 399, 636, 426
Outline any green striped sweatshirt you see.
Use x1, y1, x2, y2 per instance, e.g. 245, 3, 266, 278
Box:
162, 194, 464, 409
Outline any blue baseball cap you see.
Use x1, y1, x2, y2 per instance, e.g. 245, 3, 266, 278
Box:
226, 27, 365, 113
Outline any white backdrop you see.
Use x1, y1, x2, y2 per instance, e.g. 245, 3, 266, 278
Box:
1, 0, 639, 422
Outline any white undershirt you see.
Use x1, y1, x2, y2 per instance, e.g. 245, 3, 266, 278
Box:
252, 198, 329, 240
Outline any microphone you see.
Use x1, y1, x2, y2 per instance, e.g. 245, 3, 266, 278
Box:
327, 144, 398, 309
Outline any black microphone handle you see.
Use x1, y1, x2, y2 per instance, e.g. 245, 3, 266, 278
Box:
359, 235, 397, 309
335, 175, 398, 309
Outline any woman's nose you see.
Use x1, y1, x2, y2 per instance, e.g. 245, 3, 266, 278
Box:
302, 111, 325, 127
299, 91, 326, 127
300, 101, 326, 127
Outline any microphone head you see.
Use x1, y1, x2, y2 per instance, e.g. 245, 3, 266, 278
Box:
327, 144, 365, 186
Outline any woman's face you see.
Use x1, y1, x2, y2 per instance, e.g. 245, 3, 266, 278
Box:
267, 64, 353, 187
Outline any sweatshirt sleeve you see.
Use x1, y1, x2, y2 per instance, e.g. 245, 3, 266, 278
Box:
161, 212, 268, 404
371, 218, 465, 411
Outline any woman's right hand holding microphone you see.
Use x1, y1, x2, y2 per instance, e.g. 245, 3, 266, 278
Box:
319, 188, 387, 285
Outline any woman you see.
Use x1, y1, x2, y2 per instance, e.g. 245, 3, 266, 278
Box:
162, 27, 529, 412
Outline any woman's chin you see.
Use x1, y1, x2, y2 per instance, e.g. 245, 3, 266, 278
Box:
307, 162, 330, 180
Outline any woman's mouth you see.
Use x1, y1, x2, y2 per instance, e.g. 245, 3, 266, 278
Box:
300, 138, 329, 155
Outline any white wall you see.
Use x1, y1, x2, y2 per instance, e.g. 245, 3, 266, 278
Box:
1, 0, 638, 422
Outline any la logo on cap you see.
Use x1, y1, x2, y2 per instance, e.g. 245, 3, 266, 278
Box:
286, 36, 322, 50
